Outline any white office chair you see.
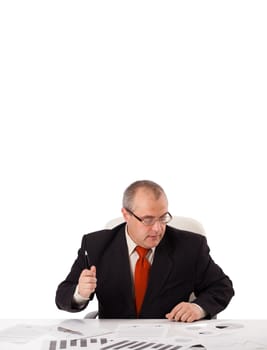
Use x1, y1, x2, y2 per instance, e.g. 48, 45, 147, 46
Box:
85, 216, 205, 318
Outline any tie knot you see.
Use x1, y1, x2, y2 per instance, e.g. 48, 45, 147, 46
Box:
136, 246, 150, 258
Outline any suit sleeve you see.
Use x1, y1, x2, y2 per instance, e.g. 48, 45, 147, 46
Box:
55, 235, 93, 312
192, 236, 234, 318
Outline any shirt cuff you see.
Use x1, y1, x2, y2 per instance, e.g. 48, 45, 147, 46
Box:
73, 284, 90, 305
191, 303, 207, 318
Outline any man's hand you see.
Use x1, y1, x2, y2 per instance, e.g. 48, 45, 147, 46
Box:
165, 302, 204, 322
78, 266, 97, 299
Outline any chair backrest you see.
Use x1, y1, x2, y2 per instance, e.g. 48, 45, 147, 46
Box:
105, 215, 206, 236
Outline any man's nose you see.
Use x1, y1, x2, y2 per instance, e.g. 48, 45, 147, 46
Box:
151, 219, 163, 231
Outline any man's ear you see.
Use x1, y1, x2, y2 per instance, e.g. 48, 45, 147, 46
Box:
121, 207, 129, 221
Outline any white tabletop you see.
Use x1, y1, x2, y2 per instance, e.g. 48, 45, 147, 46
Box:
0, 319, 266, 350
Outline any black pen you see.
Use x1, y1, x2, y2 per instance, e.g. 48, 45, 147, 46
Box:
85, 250, 91, 269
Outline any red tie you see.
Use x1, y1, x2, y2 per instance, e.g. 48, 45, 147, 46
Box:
134, 246, 151, 316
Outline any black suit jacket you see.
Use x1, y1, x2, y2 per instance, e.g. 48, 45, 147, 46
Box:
55, 223, 234, 318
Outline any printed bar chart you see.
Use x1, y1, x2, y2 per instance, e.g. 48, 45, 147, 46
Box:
43, 337, 109, 350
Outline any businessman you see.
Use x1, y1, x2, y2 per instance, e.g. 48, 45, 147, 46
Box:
56, 180, 234, 321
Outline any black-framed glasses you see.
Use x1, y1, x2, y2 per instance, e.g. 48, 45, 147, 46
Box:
126, 209, 172, 226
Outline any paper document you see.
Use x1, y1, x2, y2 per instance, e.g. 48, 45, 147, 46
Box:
0, 323, 52, 344
114, 323, 169, 338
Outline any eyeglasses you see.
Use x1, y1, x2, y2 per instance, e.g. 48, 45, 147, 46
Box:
126, 209, 172, 226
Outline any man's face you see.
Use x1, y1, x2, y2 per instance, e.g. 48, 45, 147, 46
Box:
122, 188, 169, 249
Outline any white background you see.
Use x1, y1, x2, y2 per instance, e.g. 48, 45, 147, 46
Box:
0, 1, 266, 319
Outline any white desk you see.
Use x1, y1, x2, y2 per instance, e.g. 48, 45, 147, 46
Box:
0, 319, 266, 350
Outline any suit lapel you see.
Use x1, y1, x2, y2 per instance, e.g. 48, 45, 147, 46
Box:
145, 235, 173, 300
101, 226, 135, 311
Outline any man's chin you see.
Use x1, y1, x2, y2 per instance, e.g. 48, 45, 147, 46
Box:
146, 236, 161, 247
